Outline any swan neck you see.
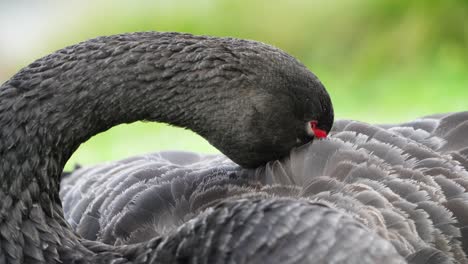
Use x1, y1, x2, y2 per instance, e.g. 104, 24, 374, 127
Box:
0, 33, 234, 196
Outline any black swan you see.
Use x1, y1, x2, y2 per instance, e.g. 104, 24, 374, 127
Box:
1, 31, 467, 264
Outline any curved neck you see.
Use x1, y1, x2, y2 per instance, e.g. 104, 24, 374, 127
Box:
1, 32, 250, 195
0, 32, 251, 262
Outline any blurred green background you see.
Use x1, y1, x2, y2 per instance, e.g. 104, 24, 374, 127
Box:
0, 0, 467, 170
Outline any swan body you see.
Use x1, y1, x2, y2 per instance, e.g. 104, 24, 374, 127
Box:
61, 112, 468, 263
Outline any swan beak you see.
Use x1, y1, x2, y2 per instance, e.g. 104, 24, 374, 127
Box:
312, 128, 328, 139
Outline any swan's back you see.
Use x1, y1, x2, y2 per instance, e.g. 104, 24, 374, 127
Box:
61, 112, 468, 263
61, 152, 247, 245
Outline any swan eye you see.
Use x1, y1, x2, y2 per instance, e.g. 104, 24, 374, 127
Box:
306, 120, 328, 139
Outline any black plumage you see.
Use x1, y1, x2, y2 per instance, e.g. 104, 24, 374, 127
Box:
1, 30, 467, 263
62, 112, 468, 263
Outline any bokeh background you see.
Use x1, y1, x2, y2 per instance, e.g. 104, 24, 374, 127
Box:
1, 0, 467, 170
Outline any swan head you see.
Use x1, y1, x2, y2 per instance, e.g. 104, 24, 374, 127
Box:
194, 44, 334, 169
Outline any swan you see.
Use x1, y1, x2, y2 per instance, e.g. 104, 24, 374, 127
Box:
2, 31, 467, 263
0, 31, 386, 264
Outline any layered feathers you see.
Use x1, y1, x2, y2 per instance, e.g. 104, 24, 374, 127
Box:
61, 112, 468, 263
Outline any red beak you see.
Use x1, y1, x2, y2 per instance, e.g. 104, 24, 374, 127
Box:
310, 121, 328, 139
312, 127, 328, 138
